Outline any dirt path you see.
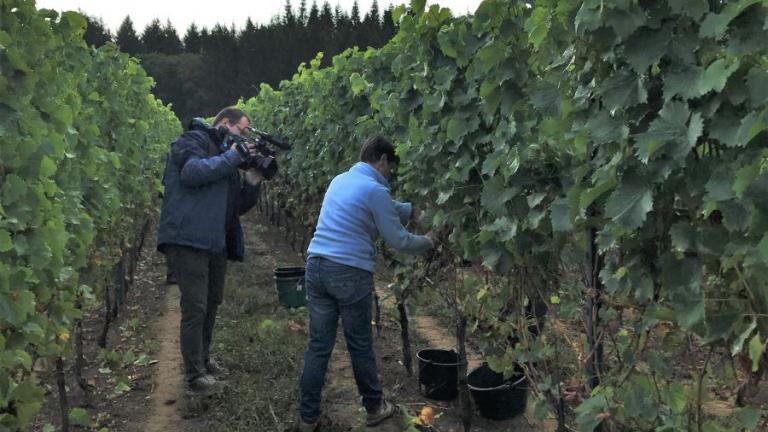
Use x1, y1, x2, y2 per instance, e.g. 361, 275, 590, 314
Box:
133, 213, 550, 432
143, 284, 191, 432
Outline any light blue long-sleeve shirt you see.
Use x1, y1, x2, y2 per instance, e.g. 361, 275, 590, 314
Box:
307, 162, 433, 272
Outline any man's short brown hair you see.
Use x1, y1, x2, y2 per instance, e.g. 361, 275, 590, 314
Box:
213, 106, 250, 126
360, 136, 399, 164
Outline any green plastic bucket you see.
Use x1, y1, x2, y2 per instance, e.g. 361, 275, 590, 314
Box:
274, 267, 306, 308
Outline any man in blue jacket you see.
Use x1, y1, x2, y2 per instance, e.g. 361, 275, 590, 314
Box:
157, 107, 262, 392
297, 136, 434, 431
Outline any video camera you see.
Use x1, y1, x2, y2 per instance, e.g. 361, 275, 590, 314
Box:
227, 126, 290, 181
188, 118, 290, 181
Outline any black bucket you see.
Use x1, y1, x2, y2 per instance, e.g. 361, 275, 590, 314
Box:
467, 363, 528, 420
417, 348, 460, 400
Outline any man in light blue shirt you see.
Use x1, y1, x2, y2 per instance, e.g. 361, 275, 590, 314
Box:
297, 136, 433, 431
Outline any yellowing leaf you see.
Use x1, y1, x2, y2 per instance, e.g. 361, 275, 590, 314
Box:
748, 334, 765, 372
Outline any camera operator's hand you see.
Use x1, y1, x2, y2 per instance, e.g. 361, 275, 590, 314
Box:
230, 141, 259, 161
244, 168, 264, 186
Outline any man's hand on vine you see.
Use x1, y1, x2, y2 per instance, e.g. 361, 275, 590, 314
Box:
412, 207, 430, 227
424, 230, 439, 249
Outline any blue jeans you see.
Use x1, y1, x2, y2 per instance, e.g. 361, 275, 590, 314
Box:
299, 257, 383, 423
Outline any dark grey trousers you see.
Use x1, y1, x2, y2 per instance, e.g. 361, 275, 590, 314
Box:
166, 245, 227, 382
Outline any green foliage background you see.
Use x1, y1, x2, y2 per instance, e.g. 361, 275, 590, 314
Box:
0, 0, 179, 428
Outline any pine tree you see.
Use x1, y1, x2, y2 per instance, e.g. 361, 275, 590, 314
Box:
141, 19, 165, 53
350, 0, 361, 27
382, 4, 397, 36
239, 18, 264, 97
320, 1, 334, 31
283, 0, 296, 28
183, 23, 202, 54
162, 20, 183, 54
242, 18, 257, 39
115, 16, 142, 55
200, 24, 239, 108
363, 0, 381, 29
298, 0, 308, 26
307, 1, 320, 29
82, 13, 112, 48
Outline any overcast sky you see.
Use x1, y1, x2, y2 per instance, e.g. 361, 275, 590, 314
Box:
35, 0, 484, 35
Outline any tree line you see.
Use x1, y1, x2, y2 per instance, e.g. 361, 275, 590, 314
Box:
82, 0, 397, 126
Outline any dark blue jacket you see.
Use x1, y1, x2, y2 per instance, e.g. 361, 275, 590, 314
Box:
157, 129, 259, 261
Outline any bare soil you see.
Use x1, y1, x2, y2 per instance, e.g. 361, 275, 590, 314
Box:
32, 222, 178, 431
142, 284, 193, 432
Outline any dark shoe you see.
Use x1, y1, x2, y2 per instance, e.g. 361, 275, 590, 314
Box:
366, 399, 397, 426
187, 374, 220, 393
205, 358, 227, 375
294, 415, 318, 432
